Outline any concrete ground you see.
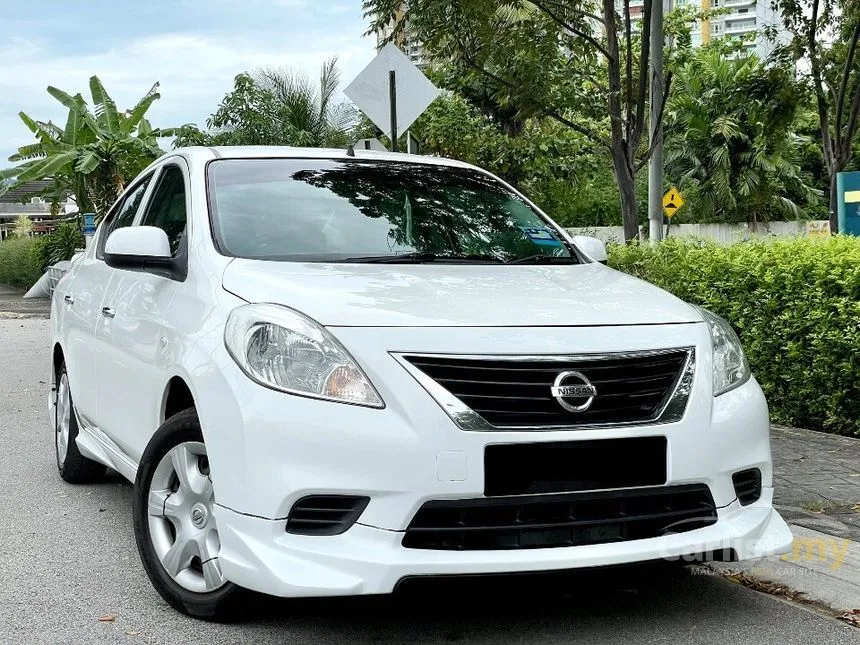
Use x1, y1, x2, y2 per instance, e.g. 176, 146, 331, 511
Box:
0, 285, 50, 318
1, 318, 858, 644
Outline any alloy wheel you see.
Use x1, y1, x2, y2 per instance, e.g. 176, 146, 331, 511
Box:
147, 442, 225, 593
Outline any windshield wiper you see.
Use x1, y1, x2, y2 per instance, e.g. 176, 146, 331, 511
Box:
506, 254, 577, 265
341, 252, 504, 264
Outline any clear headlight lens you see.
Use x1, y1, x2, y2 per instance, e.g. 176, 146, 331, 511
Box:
224, 304, 384, 408
697, 307, 751, 396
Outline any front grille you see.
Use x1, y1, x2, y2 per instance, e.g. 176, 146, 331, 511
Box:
286, 495, 370, 536
732, 469, 762, 506
402, 485, 717, 551
403, 350, 691, 428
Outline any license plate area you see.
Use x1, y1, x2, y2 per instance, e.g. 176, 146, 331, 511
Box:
484, 437, 668, 496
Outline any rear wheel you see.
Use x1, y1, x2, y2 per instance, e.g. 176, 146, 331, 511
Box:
133, 409, 245, 620
55, 363, 106, 483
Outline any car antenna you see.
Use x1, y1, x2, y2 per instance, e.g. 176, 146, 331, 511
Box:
346, 143, 355, 157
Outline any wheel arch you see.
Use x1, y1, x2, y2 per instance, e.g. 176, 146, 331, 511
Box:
161, 375, 197, 423
52, 342, 65, 381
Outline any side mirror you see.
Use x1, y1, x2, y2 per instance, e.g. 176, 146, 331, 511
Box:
573, 235, 608, 264
104, 226, 179, 278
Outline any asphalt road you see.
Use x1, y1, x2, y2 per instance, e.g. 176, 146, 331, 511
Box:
1, 319, 857, 645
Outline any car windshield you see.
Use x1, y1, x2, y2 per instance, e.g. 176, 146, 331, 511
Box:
207, 158, 578, 263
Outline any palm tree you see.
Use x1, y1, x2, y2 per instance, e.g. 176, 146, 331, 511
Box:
252, 58, 358, 148
0, 76, 175, 219
664, 50, 815, 225
180, 58, 358, 149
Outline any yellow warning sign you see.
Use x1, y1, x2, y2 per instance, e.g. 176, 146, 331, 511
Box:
663, 186, 685, 218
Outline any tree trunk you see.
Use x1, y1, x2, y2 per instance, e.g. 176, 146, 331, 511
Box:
611, 150, 639, 242
829, 171, 839, 234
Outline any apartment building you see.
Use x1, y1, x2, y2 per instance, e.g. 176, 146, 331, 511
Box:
619, 0, 789, 58
374, 3, 427, 68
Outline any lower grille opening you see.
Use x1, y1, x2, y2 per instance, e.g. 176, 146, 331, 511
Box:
732, 469, 762, 506
403, 484, 717, 551
286, 495, 370, 536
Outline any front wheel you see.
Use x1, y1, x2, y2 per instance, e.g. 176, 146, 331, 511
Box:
132, 409, 246, 620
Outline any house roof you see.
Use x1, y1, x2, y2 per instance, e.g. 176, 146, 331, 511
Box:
0, 179, 55, 204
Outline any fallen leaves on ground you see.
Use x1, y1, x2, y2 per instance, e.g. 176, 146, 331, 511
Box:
724, 573, 806, 602
97, 614, 117, 622
838, 609, 860, 628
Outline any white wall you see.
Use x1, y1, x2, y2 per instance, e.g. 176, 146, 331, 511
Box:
567, 221, 831, 244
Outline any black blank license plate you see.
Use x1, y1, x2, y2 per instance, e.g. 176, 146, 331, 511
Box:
485, 437, 668, 496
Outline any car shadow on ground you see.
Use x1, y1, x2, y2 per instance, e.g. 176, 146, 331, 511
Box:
233, 563, 721, 637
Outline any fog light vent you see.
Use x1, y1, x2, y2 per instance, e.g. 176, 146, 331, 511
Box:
732, 469, 762, 506
286, 495, 370, 536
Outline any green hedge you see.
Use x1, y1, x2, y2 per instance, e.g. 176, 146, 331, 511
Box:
609, 236, 860, 436
0, 236, 44, 289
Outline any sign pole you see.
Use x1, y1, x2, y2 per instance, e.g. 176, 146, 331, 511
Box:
389, 70, 398, 152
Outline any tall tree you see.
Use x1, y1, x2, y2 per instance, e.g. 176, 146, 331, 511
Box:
364, 0, 677, 241
774, 0, 860, 232
0, 76, 173, 219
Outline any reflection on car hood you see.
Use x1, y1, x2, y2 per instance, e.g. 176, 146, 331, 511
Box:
221, 259, 703, 327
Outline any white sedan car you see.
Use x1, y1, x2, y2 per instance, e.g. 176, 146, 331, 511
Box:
50, 147, 792, 620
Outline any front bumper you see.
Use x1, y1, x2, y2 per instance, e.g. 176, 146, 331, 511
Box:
186, 322, 792, 597
214, 491, 791, 597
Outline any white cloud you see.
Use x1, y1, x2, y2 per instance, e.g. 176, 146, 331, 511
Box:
0, 28, 375, 164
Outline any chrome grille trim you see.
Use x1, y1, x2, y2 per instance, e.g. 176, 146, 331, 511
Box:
392, 348, 696, 432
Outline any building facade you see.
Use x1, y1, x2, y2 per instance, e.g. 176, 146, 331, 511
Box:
0, 180, 76, 241
374, 2, 427, 68
619, 0, 789, 59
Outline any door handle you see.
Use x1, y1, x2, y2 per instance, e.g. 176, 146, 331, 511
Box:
63, 294, 74, 305
101, 307, 116, 319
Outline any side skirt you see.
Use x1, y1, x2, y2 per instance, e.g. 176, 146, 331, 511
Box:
74, 411, 138, 482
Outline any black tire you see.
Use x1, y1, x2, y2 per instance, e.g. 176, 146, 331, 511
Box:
133, 408, 246, 621
55, 363, 106, 484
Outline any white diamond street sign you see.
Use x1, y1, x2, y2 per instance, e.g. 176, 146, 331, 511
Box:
344, 43, 440, 151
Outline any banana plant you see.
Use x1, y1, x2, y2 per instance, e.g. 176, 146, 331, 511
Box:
0, 75, 177, 220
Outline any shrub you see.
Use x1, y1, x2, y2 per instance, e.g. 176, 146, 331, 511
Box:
12, 215, 34, 238
36, 223, 84, 271
609, 236, 860, 436
0, 236, 44, 289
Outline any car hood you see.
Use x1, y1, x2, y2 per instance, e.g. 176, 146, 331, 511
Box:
221, 259, 702, 327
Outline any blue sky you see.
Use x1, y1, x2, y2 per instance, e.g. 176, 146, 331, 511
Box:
0, 0, 376, 165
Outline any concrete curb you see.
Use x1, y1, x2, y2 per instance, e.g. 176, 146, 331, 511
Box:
0, 311, 50, 319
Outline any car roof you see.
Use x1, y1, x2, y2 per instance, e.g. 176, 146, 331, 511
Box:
158, 146, 478, 171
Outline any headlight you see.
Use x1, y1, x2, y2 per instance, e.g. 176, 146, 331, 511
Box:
224, 304, 384, 408
697, 307, 751, 396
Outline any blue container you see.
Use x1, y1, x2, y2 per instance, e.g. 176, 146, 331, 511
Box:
836, 172, 860, 236
82, 213, 96, 236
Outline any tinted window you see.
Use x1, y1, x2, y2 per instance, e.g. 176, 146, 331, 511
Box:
97, 175, 152, 258
207, 159, 575, 263
140, 166, 187, 255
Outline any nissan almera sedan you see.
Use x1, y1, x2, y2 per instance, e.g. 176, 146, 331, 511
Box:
49, 146, 792, 620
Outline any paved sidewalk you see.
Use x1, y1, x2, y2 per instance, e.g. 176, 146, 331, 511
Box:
0, 284, 50, 318
711, 524, 860, 615
772, 425, 860, 542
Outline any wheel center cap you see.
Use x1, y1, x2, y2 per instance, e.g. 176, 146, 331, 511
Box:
191, 503, 208, 528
